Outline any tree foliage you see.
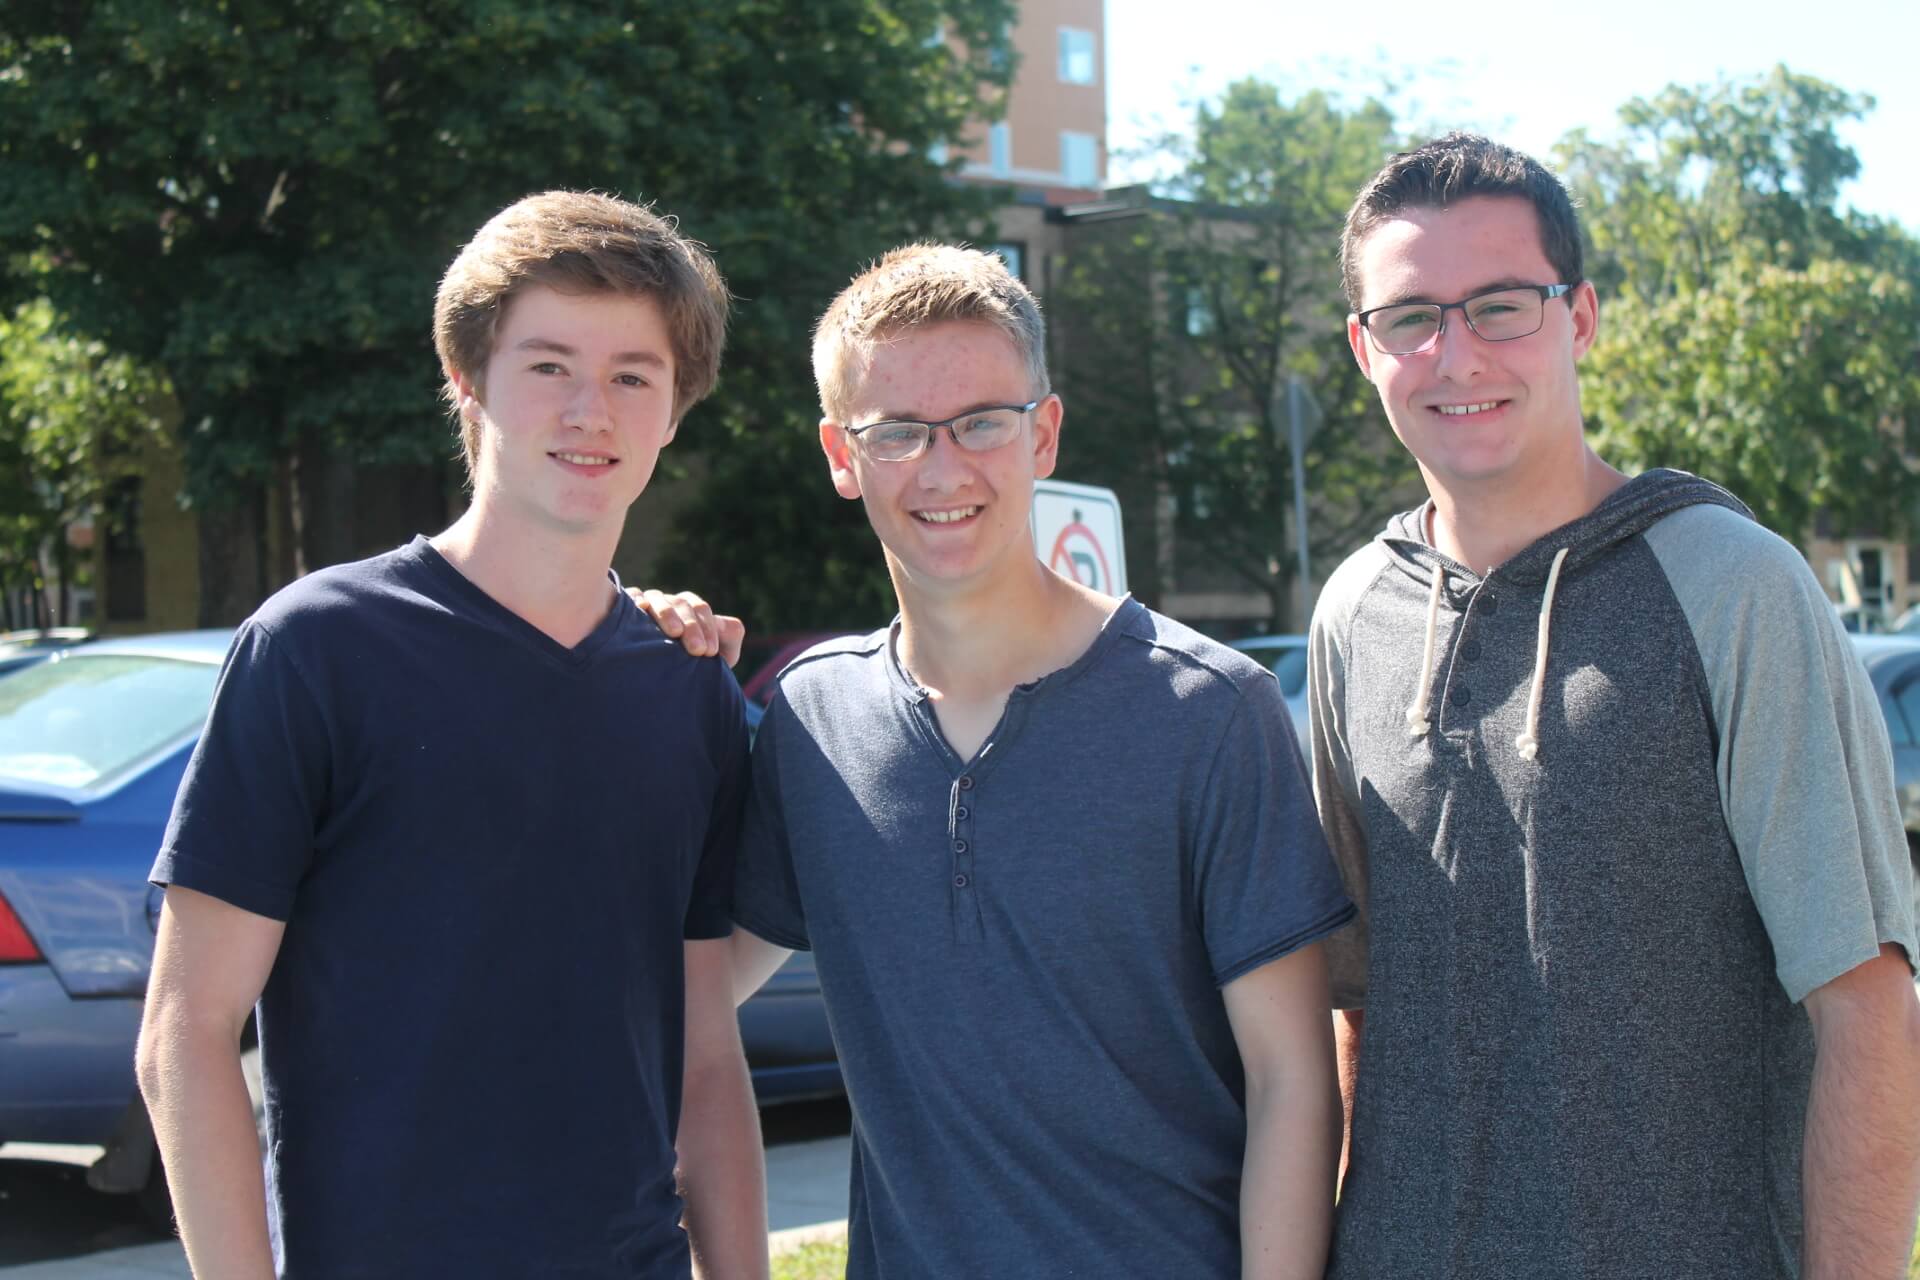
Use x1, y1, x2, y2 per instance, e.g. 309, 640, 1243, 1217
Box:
1, 0, 1014, 623
1051, 80, 1417, 630
1560, 66, 1920, 540
0, 299, 171, 622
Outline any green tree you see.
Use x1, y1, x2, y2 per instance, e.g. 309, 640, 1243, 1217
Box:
0, 299, 170, 626
1051, 80, 1417, 630
1, 0, 1013, 624
1560, 66, 1920, 540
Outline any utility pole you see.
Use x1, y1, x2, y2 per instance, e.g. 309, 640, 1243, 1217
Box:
1285, 376, 1320, 629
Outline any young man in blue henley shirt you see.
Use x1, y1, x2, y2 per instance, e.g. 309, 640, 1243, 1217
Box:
728, 244, 1356, 1278
135, 192, 768, 1279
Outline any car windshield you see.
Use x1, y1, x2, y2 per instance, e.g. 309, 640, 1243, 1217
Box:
0, 654, 218, 790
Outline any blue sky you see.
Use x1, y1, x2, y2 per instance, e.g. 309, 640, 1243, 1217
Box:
1105, 0, 1918, 231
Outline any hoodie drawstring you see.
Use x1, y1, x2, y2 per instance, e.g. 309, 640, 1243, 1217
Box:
1405, 567, 1446, 737
1514, 547, 1570, 762
1405, 547, 1570, 760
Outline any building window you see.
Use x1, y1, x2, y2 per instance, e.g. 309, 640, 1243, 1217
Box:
1061, 131, 1098, 188
992, 242, 1026, 281
989, 122, 1011, 177
1184, 286, 1215, 338
928, 141, 949, 166
1058, 28, 1096, 85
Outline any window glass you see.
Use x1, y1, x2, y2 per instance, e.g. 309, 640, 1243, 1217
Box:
991, 242, 1026, 281
0, 655, 218, 790
1061, 131, 1098, 188
1892, 666, 1920, 748
989, 122, 1011, 176
1057, 28, 1096, 84
1265, 645, 1308, 698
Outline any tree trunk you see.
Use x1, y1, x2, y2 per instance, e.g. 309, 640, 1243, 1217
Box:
195, 489, 269, 627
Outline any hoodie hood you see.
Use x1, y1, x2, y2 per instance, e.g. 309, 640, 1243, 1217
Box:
1379, 469, 1755, 762
1379, 468, 1754, 588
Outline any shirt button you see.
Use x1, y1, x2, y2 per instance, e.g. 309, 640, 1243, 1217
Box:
1459, 640, 1481, 662
953, 874, 970, 888
1451, 686, 1472, 707
1480, 594, 1499, 615
955, 806, 970, 821
957, 775, 974, 791
953, 839, 969, 854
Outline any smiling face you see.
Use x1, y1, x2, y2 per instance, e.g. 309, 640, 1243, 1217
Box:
1346, 195, 1599, 501
820, 320, 1061, 593
453, 284, 679, 537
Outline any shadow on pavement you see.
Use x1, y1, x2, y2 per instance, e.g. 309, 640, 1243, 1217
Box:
0, 1157, 170, 1265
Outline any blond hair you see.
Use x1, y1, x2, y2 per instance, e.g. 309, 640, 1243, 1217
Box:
433, 190, 730, 474
812, 243, 1047, 422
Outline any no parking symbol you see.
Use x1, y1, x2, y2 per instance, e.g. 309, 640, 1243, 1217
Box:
1030, 479, 1127, 595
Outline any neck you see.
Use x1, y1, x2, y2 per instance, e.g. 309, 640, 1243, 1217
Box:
893, 553, 1111, 698
430, 501, 622, 648
1426, 444, 1626, 574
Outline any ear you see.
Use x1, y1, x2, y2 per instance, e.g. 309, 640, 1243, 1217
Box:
1347, 316, 1373, 378
662, 415, 680, 446
1030, 394, 1064, 481
819, 419, 862, 500
448, 367, 485, 422
1568, 281, 1600, 361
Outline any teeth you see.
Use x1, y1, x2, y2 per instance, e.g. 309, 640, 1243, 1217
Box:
916, 507, 981, 524
1436, 402, 1500, 416
553, 452, 614, 466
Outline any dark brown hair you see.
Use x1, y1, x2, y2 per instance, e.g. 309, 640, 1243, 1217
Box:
1340, 132, 1584, 309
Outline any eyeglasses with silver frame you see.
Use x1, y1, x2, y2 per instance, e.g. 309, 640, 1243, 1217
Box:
1357, 283, 1577, 356
845, 400, 1041, 463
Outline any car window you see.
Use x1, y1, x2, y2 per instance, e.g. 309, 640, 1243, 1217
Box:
1892, 666, 1920, 749
0, 655, 218, 790
1263, 645, 1308, 698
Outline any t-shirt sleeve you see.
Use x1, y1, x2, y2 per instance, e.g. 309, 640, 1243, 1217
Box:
1309, 598, 1373, 1009
683, 666, 750, 941
1192, 669, 1356, 989
730, 689, 811, 951
1648, 506, 1919, 1002
151, 621, 330, 922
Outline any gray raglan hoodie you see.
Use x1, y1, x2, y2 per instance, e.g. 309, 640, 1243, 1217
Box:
1311, 468, 1916, 1279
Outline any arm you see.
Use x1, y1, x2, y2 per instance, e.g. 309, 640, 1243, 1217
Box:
729, 927, 795, 1007
676, 937, 768, 1280
135, 885, 285, 1280
1799, 942, 1920, 1279
1223, 942, 1341, 1280
1333, 1007, 1364, 1193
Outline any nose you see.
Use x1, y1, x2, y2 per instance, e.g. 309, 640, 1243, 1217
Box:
1430, 305, 1488, 382
561, 380, 612, 431
915, 424, 972, 492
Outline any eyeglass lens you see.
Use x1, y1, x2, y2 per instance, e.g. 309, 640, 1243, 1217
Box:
1370, 288, 1548, 354
861, 409, 1025, 461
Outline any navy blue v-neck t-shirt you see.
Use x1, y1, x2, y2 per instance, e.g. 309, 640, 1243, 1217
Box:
154, 537, 747, 1278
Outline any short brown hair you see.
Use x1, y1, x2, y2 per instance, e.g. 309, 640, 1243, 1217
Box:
812, 243, 1047, 423
433, 190, 730, 474
1340, 132, 1584, 310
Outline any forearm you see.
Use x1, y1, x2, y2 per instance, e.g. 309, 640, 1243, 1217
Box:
677, 1052, 769, 1280
137, 1023, 273, 1279
1802, 993, 1920, 1278
1239, 1071, 1340, 1280
1333, 1008, 1363, 1193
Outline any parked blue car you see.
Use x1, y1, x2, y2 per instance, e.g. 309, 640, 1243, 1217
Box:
0, 630, 837, 1222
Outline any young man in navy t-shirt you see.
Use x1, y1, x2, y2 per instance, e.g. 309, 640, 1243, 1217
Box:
136, 192, 767, 1279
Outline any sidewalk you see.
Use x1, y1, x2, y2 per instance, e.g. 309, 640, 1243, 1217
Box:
0, 1134, 852, 1277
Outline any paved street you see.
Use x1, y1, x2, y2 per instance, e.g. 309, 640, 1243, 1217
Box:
0, 1100, 853, 1277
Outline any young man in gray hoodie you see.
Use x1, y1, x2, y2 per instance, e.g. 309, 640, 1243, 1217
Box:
1312, 132, 1920, 1278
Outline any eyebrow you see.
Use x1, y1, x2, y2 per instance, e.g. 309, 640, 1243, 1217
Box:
514, 337, 669, 369
1369, 277, 1548, 309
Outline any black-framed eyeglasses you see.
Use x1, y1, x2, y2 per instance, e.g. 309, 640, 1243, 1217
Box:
1357, 284, 1577, 356
845, 401, 1040, 463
